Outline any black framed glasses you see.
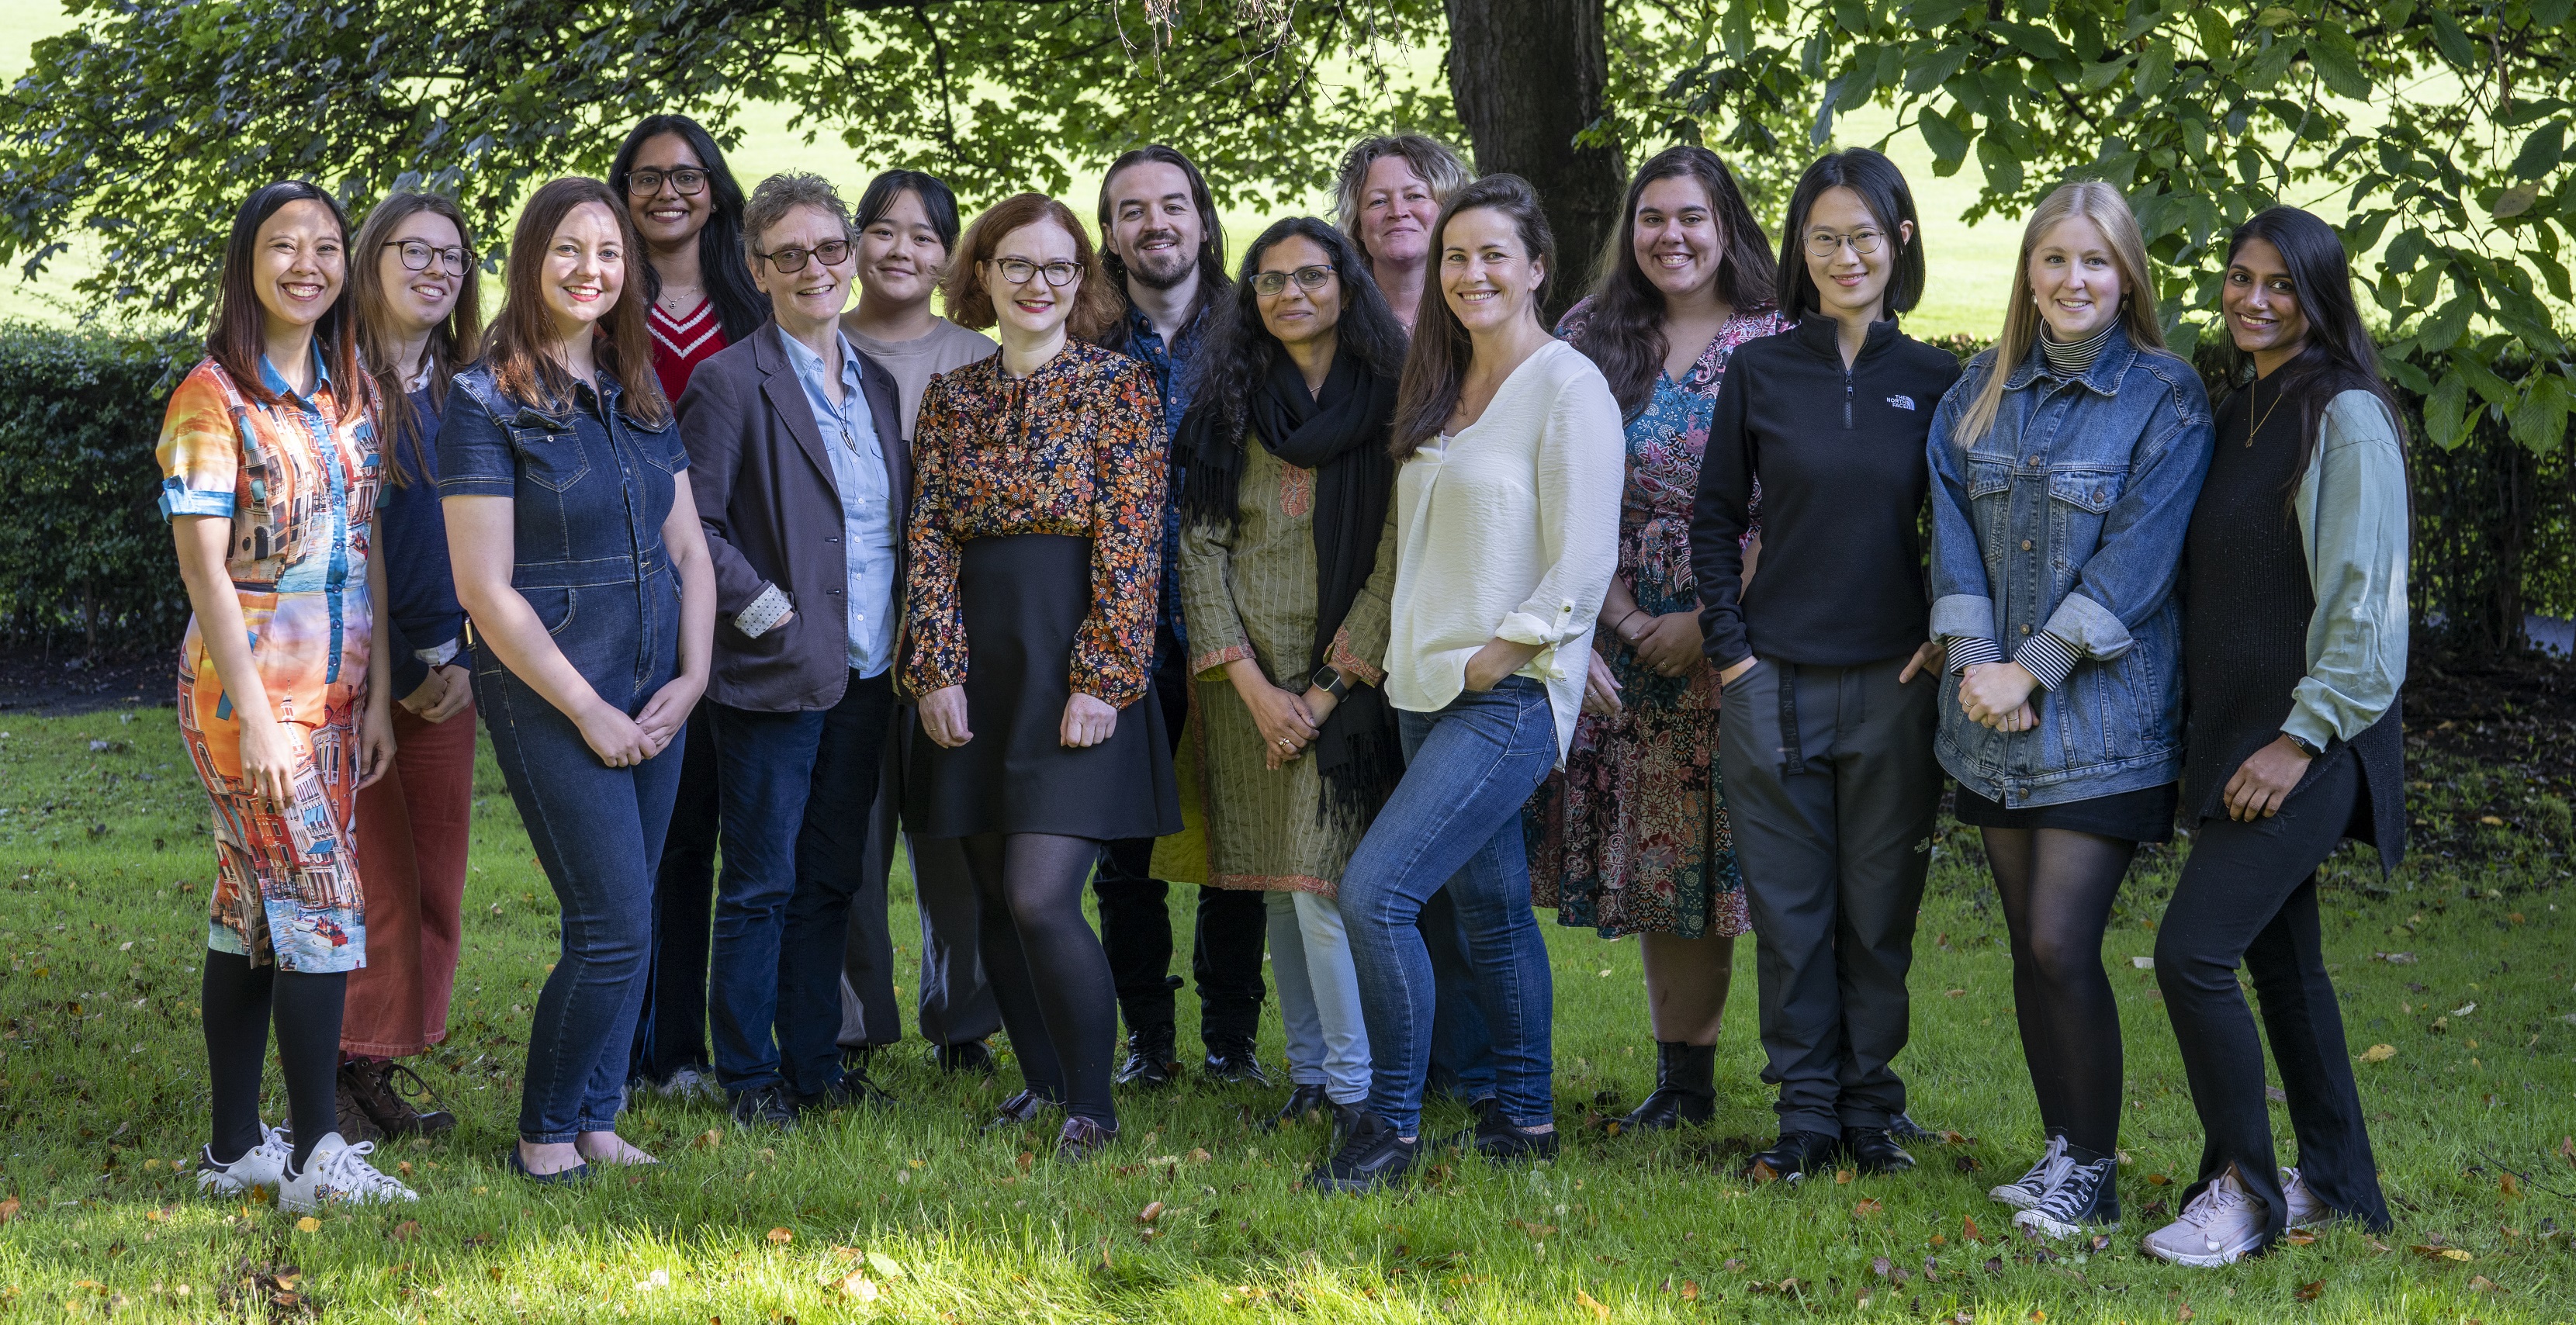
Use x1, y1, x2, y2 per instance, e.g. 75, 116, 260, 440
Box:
1804, 228, 1887, 258
625, 168, 708, 198
383, 239, 469, 276
1251, 265, 1335, 297
757, 239, 854, 273
987, 257, 1082, 287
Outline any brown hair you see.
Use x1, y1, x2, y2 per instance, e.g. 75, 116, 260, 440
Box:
1390, 174, 1556, 461
208, 180, 362, 410
940, 192, 1123, 343
350, 192, 483, 486
483, 178, 667, 427
1571, 146, 1779, 416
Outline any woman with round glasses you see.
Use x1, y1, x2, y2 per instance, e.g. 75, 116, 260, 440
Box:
902, 193, 1178, 1162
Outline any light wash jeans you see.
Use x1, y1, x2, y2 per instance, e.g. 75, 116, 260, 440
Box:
1266, 889, 1369, 1103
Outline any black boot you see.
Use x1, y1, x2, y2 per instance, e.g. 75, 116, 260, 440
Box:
1114, 1022, 1181, 1088
1615, 1041, 1716, 1133
1744, 1130, 1841, 1182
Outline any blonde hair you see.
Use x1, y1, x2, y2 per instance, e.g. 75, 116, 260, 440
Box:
1953, 180, 2163, 446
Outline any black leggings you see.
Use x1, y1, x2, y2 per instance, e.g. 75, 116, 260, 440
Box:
1982, 827, 2135, 1158
203, 950, 347, 1171
958, 832, 1119, 1126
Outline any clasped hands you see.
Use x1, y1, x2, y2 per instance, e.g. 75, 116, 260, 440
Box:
1957, 660, 2040, 733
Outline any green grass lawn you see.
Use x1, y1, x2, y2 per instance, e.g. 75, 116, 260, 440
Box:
2, 705, 2572, 1322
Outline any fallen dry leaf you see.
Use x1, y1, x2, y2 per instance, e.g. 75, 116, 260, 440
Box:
1749, 1159, 1780, 1185
2283, 1230, 2317, 1246
2358, 1043, 2397, 1064
1944, 988, 1967, 998
390, 1219, 421, 1242
1852, 1199, 1883, 1218
1576, 1289, 1611, 1320
2295, 1282, 2323, 1302
1138, 1201, 1165, 1224
767, 1227, 793, 1245
2146, 1173, 2173, 1186
1836, 1168, 1855, 1185
2503, 1172, 2523, 1197
2469, 1275, 2503, 1292
1963, 1215, 1984, 1243
1681, 1281, 1700, 1302
1016, 1151, 1034, 1171
296, 1216, 320, 1233
694, 1129, 723, 1150
1189, 1148, 1211, 1163
2177, 1305, 2194, 1321
2028, 1310, 2047, 1323
0, 1196, 19, 1224
1871, 1256, 1892, 1279
840, 1272, 880, 1303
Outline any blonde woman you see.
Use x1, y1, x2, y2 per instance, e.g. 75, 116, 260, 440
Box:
1924, 180, 2214, 1237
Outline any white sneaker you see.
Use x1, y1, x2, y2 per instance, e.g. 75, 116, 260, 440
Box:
278, 1133, 418, 1213
2140, 1165, 2265, 1266
655, 1066, 720, 1102
2281, 1166, 2328, 1230
196, 1123, 293, 1196
1990, 1134, 2070, 1210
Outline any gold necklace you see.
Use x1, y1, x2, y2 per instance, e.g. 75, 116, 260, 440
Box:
2245, 377, 2286, 447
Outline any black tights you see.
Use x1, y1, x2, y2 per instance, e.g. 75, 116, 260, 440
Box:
202, 950, 347, 1171
957, 832, 1119, 1126
1982, 827, 2136, 1159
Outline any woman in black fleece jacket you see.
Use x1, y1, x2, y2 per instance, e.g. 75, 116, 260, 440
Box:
1688, 149, 1959, 1181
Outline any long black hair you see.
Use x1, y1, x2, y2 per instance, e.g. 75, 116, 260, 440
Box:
207, 181, 361, 410
1774, 148, 1924, 320
608, 113, 765, 344
1391, 174, 1556, 460
1186, 217, 1408, 455
1572, 145, 1778, 416
2218, 206, 2408, 479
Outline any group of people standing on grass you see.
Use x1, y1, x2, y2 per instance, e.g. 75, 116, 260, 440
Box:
156, 110, 2410, 1269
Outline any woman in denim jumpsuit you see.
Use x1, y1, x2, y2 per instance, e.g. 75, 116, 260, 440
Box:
1925, 182, 2212, 1238
441, 178, 716, 1182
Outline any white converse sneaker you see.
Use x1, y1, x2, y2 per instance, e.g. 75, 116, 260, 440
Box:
2281, 1166, 2328, 1230
1990, 1134, 2069, 1210
2013, 1155, 2119, 1239
277, 1133, 417, 1213
2140, 1165, 2265, 1266
196, 1123, 293, 1197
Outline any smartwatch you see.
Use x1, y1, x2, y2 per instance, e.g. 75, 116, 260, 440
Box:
2284, 731, 2325, 758
1309, 666, 1351, 701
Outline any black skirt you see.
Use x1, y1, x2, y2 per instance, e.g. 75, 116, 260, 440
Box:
903, 534, 1182, 841
1953, 780, 2178, 844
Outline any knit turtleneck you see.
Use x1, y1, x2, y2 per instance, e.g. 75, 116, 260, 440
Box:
2041, 320, 2117, 379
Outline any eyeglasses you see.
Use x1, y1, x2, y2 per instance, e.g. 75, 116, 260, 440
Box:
987, 257, 1082, 288
1805, 229, 1888, 258
625, 168, 708, 198
757, 239, 854, 273
1251, 265, 1335, 298
383, 240, 469, 276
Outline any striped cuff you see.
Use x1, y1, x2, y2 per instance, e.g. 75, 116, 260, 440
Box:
2014, 631, 2079, 690
1945, 636, 2004, 674
734, 583, 792, 639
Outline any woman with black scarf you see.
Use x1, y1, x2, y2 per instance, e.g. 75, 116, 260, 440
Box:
1177, 217, 1407, 1139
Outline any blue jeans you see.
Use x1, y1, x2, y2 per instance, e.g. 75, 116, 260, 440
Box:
709, 671, 895, 1098
1341, 676, 1559, 1136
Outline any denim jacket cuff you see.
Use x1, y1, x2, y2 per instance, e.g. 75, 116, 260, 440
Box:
2041, 591, 2133, 661
1930, 593, 1995, 641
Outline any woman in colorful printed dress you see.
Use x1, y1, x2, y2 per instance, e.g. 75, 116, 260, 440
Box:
164, 180, 415, 1213
1176, 217, 1407, 1140
1529, 145, 1788, 1135
904, 193, 1179, 1162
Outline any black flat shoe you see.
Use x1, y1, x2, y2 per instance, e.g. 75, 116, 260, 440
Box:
506, 1147, 591, 1185
1456, 1108, 1560, 1161
1306, 1111, 1415, 1194
1268, 1083, 1331, 1131
934, 1040, 995, 1075
1114, 1024, 1181, 1089
1202, 1038, 1272, 1087
1054, 1115, 1118, 1163
1745, 1130, 1842, 1182
728, 1085, 799, 1132
981, 1088, 1058, 1133
1615, 1042, 1717, 1133
1843, 1125, 1915, 1175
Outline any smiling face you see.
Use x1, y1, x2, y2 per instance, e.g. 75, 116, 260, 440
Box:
2222, 236, 2310, 364
625, 132, 712, 255
376, 209, 464, 340
1253, 234, 1343, 354
2027, 213, 2124, 343
1358, 154, 1442, 275
252, 198, 346, 337
982, 218, 1082, 341
1439, 206, 1543, 337
1801, 185, 1909, 322
1632, 173, 1723, 305
541, 200, 627, 340
1104, 161, 1203, 292
857, 188, 947, 310
750, 203, 856, 334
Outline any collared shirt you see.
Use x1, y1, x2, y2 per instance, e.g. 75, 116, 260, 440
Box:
1117, 301, 1208, 667
781, 329, 898, 678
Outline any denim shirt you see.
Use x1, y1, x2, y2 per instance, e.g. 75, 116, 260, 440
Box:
779, 330, 898, 678
1926, 325, 2215, 807
438, 364, 688, 707
1117, 301, 1203, 669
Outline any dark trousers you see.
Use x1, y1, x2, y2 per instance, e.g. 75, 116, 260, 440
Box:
631, 704, 719, 1084
708, 671, 896, 1098
837, 701, 1002, 1050
2155, 749, 2393, 1244
1094, 658, 1267, 1047
1718, 654, 1941, 1136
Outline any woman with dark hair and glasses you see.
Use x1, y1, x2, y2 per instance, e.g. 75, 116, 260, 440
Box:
2138, 206, 2405, 1266
1688, 148, 1959, 1182
607, 112, 763, 1102
162, 180, 411, 1212
1529, 144, 1788, 1136
1175, 216, 1408, 1140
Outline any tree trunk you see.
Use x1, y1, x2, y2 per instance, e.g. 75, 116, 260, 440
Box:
1444, 0, 1626, 323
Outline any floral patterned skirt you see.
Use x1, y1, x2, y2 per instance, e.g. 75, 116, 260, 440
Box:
1525, 691, 1749, 940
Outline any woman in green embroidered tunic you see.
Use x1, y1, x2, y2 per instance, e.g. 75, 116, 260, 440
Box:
1177, 217, 1407, 1133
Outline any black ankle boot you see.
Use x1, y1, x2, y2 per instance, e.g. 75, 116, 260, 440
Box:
1615, 1041, 1716, 1133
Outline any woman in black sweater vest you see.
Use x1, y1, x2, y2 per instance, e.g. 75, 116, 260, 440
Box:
1688, 149, 1960, 1181
2139, 207, 2405, 1267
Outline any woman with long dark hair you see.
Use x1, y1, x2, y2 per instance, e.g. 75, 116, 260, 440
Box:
1688, 149, 1959, 1181
163, 180, 410, 1211
336, 191, 485, 1141
1926, 181, 2214, 1238
1311, 175, 1623, 1192
1529, 145, 1787, 1135
441, 177, 716, 1181
2140, 206, 2405, 1265
1175, 216, 1407, 1137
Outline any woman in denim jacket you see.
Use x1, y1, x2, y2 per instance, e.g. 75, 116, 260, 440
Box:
1925, 182, 2213, 1240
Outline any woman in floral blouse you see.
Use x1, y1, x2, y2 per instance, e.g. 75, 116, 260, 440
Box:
902, 192, 1179, 1161
1528, 146, 1789, 1135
